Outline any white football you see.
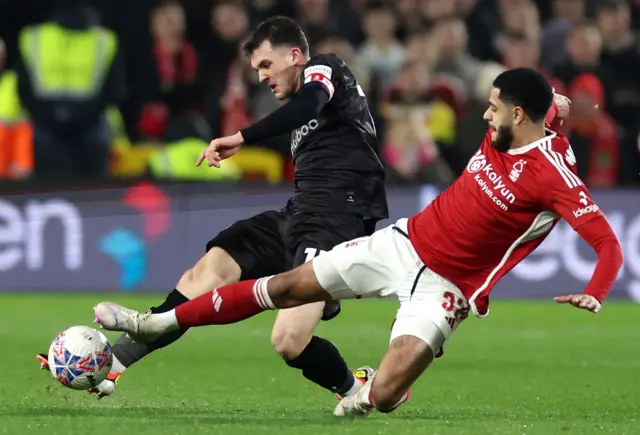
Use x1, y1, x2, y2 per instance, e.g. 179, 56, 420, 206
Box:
48, 326, 113, 390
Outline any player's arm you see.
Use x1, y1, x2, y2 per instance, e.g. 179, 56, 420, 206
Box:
542, 179, 623, 311
240, 63, 336, 144
240, 83, 330, 144
196, 62, 336, 167
571, 217, 622, 302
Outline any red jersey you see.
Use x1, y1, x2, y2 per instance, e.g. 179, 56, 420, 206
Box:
408, 130, 605, 317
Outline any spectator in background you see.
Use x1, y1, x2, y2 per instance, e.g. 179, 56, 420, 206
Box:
631, 0, 640, 29
595, 0, 640, 183
540, 0, 586, 69
247, 0, 297, 26
432, 17, 485, 104
501, 30, 541, 70
139, 0, 202, 141
202, 0, 250, 138
380, 61, 456, 187
326, 0, 366, 46
500, 30, 566, 95
596, 0, 640, 111
429, 16, 506, 170
393, 0, 424, 41
456, 0, 501, 61
564, 73, 619, 187
16, 1, 125, 179
403, 28, 466, 118
356, 3, 405, 92
496, 0, 540, 52
0, 38, 33, 179
464, 0, 532, 64
553, 21, 615, 92
420, 0, 456, 27
403, 29, 441, 75
295, 0, 334, 45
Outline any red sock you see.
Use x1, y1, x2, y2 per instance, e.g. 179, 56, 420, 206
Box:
175, 277, 275, 327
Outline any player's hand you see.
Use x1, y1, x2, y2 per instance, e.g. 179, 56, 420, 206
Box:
552, 89, 571, 119
554, 294, 601, 313
196, 132, 244, 168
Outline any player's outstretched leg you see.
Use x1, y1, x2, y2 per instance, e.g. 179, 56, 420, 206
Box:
333, 333, 440, 417
94, 261, 336, 340
38, 247, 242, 398
108, 247, 241, 360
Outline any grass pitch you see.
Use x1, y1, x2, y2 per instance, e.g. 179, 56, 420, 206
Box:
0, 294, 637, 434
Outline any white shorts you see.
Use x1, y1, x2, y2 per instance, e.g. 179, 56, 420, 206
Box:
312, 218, 469, 351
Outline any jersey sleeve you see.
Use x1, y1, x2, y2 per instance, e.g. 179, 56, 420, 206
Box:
300, 55, 339, 101
538, 143, 603, 230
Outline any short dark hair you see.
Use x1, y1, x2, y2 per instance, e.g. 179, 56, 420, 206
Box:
596, 0, 627, 14
242, 16, 309, 57
364, 0, 392, 15
152, 0, 182, 13
492, 68, 553, 123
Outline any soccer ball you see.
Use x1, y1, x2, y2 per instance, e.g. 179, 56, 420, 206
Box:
48, 326, 113, 390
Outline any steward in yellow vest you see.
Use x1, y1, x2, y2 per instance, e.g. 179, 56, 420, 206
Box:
15, 6, 125, 178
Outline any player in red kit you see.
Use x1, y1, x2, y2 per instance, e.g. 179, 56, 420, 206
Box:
94, 68, 623, 417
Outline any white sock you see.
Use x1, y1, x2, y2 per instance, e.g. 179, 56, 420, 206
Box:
153, 310, 179, 331
109, 355, 127, 375
357, 378, 374, 408
253, 276, 276, 310
343, 373, 364, 397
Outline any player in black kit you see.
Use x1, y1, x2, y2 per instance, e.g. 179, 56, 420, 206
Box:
37, 16, 388, 400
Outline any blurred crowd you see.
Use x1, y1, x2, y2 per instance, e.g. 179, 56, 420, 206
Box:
1, 0, 640, 187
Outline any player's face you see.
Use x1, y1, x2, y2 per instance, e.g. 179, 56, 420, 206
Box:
483, 87, 518, 153
250, 41, 303, 100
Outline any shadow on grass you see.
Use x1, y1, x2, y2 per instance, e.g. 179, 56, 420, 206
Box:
0, 405, 379, 426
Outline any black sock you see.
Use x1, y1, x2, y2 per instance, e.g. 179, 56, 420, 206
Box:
111, 289, 190, 368
285, 336, 355, 395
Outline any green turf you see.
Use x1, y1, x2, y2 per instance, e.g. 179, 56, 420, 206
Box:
0, 295, 638, 435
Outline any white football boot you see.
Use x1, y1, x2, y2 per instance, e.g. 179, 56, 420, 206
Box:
334, 376, 375, 417
93, 302, 166, 343
37, 353, 122, 399
88, 371, 122, 399
334, 373, 411, 417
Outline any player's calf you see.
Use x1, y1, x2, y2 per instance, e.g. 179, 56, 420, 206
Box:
368, 335, 431, 412
334, 332, 440, 417
270, 302, 324, 360
270, 302, 366, 397
368, 323, 444, 412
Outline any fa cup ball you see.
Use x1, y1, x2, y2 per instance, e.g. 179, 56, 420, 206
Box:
48, 326, 113, 390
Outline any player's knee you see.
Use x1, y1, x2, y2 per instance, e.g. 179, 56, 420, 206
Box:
271, 328, 309, 360
370, 381, 407, 413
177, 248, 241, 298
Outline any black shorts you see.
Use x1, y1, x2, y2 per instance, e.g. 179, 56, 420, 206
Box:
206, 210, 377, 280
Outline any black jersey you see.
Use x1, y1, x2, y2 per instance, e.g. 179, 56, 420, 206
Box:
286, 54, 388, 220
